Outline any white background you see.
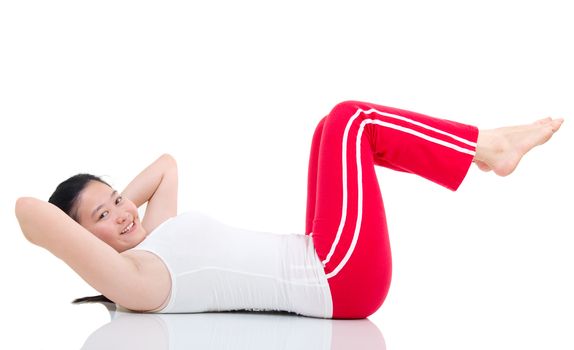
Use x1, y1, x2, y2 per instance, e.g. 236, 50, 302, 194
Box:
1, 0, 573, 349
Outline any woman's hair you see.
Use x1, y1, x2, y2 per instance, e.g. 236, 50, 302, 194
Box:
49, 173, 114, 306
72, 295, 113, 304
48, 173, 110, 222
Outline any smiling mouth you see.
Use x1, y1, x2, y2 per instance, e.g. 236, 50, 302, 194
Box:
121, 221, 135, 235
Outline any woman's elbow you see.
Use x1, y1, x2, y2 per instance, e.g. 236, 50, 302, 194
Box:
15, 197, 38, 242
160, 154, 178, 177
15, 197, 35, 220
160, 153, 177, 168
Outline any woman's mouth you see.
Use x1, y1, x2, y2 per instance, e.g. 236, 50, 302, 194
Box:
121, 221, 135, 235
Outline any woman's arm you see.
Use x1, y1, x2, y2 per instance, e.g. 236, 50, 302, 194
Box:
121, 154, 178, 233
15, 197, 168, 311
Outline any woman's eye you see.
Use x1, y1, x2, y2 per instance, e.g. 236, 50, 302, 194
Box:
99, 211, 109, 220
115, 196, 123, 205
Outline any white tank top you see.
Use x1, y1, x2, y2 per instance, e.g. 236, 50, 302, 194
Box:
131, 211, 333, 318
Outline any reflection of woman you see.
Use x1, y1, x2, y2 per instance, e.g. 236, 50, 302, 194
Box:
81, 306, 386, 350
16, 101, 563, 318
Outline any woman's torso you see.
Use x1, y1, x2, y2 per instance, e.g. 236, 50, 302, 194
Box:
125, 211, 332, 318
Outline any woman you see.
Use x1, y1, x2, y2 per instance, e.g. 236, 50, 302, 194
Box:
15, 101, 563, 319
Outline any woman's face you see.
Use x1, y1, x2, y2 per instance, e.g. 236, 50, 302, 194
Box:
76, 180, 147, 252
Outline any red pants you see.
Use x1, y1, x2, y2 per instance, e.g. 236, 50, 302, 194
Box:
305, 101, 478, 318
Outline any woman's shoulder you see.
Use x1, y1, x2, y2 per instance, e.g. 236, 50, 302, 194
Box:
134, 210, 215, 244
163, 210, 214, 227
119, 249, 172, 311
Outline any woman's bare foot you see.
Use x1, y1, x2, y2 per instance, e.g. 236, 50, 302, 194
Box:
473, 118, 564, 176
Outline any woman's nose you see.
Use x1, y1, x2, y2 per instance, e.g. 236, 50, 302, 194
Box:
116, 212, 129, 224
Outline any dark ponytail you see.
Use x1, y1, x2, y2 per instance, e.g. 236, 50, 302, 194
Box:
72, 295, 114, 304
49, 173, 114, 306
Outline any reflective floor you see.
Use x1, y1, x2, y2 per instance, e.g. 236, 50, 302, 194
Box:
7, 280, 574, 350
81, 305, 385, 350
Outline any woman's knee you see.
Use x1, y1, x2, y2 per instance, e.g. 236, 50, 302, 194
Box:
329, 100, 362, 116
326, 100, 367, 126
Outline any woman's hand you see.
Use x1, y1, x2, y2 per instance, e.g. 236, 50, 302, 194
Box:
121, 154, 178, 233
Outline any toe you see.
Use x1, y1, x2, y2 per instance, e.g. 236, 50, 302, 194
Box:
535, 117, 552, 125
550, 118, 564, 132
